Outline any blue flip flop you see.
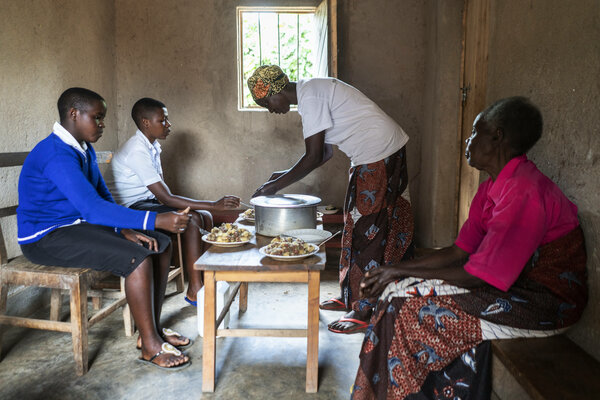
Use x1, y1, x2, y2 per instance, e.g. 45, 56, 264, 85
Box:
184, 296, 197, 307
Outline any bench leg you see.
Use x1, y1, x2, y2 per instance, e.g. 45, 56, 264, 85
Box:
0, 282, 7, 359
239, 282, 248, 313
306, 270, 320, 393
50, 289, 62, 321
120, 277, 135, 336
70, 277, 88, 376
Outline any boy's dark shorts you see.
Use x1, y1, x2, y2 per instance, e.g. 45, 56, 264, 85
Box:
20, 223, 171, 278
130, 199, 176, 213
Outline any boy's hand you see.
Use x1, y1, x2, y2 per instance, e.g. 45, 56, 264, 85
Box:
121, 229, 159, 252
214, 195, 240, 209
155, 207, 191, 233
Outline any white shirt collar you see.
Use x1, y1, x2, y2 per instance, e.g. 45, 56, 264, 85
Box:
52, 122, 88, 155
135, 129, 162, 155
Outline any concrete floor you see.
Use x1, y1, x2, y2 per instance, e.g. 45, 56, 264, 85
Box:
0, 270, 362, 400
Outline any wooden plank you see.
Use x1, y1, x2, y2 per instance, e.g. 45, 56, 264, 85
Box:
95, 151, 113, 164
0, 152, 28, 168
50, 289, 62, 321
306, 269, 320, 393
202, 271, 217, 392
0, 315, 71, 332
88, 297, 127, 327
456, 0, 490, 233
214, 270, 309, 283
329, 0, 338, 78
492, 337, 600, 400
0, 206, 18, 219
239, 282, 248, 313
215, 329, 307, 337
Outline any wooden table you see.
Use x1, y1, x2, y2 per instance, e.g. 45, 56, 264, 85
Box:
194, 222, 326, 393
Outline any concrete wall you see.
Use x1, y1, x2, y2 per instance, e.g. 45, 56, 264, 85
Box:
338, 0, 427, 221
0, 0, 117, 264
113, 0, 350, 206
485, 0, 600, 358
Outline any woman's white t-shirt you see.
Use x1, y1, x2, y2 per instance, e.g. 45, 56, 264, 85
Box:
296, 78, 409, 166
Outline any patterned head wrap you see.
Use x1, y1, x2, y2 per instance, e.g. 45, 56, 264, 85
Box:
247, 65, 289, 102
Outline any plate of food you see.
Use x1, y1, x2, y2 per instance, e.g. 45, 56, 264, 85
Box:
259, 235, 319, 261
202, 223, 253, 247
239, 208, 255, 222
282, 229, 332, 244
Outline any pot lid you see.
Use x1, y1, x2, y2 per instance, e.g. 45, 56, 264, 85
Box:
250, 194, 321, 208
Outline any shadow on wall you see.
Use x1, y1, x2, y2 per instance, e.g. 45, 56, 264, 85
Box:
161, 129, 203, 191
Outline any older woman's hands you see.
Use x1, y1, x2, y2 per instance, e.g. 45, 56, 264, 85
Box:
359, 266, 403, 298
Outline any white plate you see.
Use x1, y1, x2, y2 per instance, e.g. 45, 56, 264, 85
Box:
258, 244, 320, 261
202, 234, 252, 248
238, 212, 255, 222
282, 229, 332, 244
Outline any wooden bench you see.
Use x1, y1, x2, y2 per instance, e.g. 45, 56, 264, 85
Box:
0, 150, 184, 375
492, 335, 600, 399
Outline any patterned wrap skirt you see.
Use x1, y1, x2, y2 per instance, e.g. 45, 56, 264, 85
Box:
351, 226, 587, 399
340, 146, 414, 313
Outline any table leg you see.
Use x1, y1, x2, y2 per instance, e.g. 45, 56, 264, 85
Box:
306, 270, 320, 393
239, 282, 248, 313
202, 271, 217, 392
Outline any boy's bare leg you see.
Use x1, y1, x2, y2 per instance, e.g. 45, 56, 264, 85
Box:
152, 243, 172, 322
125, 257, 188, 367
184, 210, 213, 302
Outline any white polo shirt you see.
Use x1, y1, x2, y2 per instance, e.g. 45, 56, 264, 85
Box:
296, 78, 409, 166
108, 130, 167, 207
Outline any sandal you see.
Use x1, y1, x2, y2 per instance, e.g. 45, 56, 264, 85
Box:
327, 317, 369, 334
137, 342, 191, 371
319, 298, 349, 311
137, 328, 194, 350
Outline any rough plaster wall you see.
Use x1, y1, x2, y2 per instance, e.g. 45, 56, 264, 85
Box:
0, 0, 117, 262
337, 0, 427, 215
114, 0, 348, 206
487, 0, 600, 359
418, 0, 463, 248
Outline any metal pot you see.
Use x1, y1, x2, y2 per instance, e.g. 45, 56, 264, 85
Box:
250, 194, 321, 237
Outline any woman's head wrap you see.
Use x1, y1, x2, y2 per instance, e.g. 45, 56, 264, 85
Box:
247, 65, 289, 102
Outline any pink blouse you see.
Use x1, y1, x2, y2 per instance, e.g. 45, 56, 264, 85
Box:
455, 155, 579, 291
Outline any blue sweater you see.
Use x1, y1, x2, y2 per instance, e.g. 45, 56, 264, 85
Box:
17, 133, 157, 244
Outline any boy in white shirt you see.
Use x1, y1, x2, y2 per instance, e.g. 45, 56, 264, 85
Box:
109, 98, 240, 306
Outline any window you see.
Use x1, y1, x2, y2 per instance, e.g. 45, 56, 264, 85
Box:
237, 4, 329, 110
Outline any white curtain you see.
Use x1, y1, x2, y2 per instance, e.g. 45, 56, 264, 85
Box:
314, 0, 329, 77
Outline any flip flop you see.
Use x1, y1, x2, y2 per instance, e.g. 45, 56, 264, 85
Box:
327, 317, 369, 334
161, 327, 194, 350
137, 342, 191, 371
184, 296, 197, 307
319, 298, 349, 311
136, 328, 194, 350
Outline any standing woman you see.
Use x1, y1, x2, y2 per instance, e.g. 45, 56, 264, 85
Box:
248, 65, 414, 333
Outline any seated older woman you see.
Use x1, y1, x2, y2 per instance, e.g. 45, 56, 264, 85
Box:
351, 97, 587, 399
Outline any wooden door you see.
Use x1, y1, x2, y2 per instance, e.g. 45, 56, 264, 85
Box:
456, 0, 491, 232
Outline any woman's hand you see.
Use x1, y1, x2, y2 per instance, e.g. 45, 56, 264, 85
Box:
252, 180, 279, 198
214, 195, 240, 209
155, 207, 191, 233
359, 266, 402, 298
268, 170, 288, 181
121, 229, 159, 252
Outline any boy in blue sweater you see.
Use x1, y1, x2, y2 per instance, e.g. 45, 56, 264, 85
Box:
17, 87, 192, 370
